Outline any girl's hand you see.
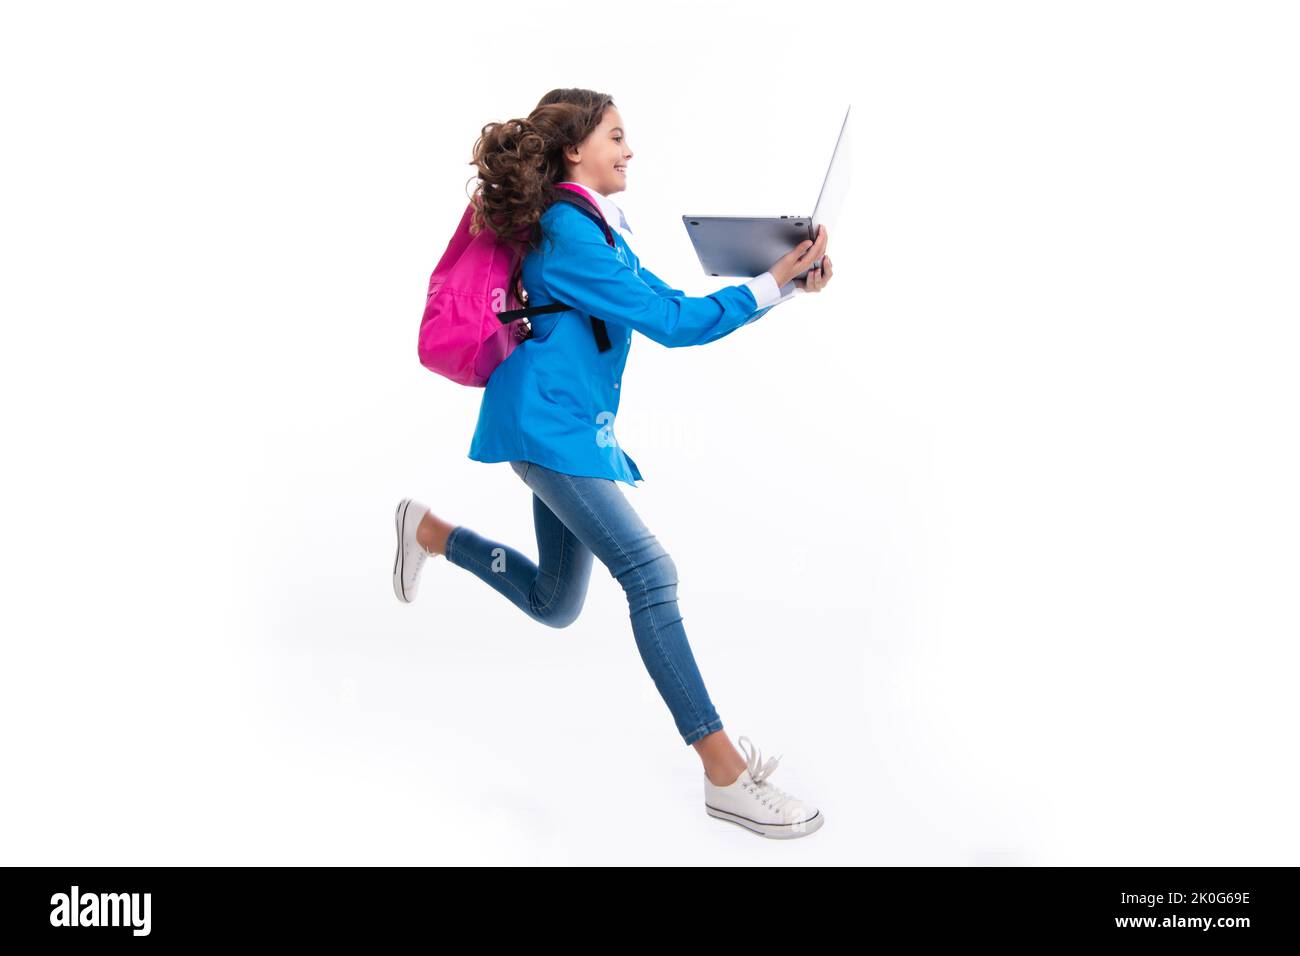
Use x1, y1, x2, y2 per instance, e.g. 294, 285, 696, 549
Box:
793, 253, 832, 292
768, 224, 830, 289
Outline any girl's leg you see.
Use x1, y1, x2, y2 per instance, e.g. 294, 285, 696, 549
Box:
692, 729, 749, 786
416, 511, 455, 556
435, 462, 594, 628
513, 460, 729, 750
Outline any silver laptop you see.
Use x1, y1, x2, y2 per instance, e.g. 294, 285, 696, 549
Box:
682, 105, 851, 279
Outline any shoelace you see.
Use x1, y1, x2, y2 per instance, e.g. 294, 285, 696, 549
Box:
738, 735, 798, 815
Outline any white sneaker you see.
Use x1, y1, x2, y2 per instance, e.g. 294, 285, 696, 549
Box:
704, 735, 823, 839
393, 498, 437, 603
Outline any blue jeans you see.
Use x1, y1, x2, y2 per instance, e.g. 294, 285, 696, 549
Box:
443, 459, 726, 746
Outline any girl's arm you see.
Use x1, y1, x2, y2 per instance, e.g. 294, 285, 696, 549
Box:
637, 264, 801, 345
637, 263, 775, 345
633, 264, 686, 299
539, 205, 777, 349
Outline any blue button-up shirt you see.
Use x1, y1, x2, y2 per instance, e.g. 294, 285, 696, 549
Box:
467, 183, 794, 486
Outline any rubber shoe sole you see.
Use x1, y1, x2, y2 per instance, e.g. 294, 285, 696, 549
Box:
393, 497, 432, 603
705, 803, 824, 839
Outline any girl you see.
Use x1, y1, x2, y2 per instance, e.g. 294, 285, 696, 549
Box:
395, 89, 833, 839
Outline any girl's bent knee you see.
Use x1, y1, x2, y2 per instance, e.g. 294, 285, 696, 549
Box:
535, 595, 585, 629
544, 607, 582, 629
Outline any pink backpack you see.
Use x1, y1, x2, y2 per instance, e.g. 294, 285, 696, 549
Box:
418, 184, 616, 387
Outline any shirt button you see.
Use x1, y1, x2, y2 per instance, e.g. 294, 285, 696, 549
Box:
613, 382, 619, 389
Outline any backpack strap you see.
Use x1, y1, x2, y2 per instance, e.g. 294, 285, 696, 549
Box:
494, 188, 617, 353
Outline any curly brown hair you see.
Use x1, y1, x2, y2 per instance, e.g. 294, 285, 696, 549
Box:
466, 88, 615, 304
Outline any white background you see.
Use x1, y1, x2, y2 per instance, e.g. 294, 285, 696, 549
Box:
2, 0, 1297, 865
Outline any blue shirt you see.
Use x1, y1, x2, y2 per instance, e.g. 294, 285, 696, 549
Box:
467, 188, 790, 486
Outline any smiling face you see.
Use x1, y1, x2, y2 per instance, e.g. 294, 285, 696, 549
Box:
562, 105, 632, 197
